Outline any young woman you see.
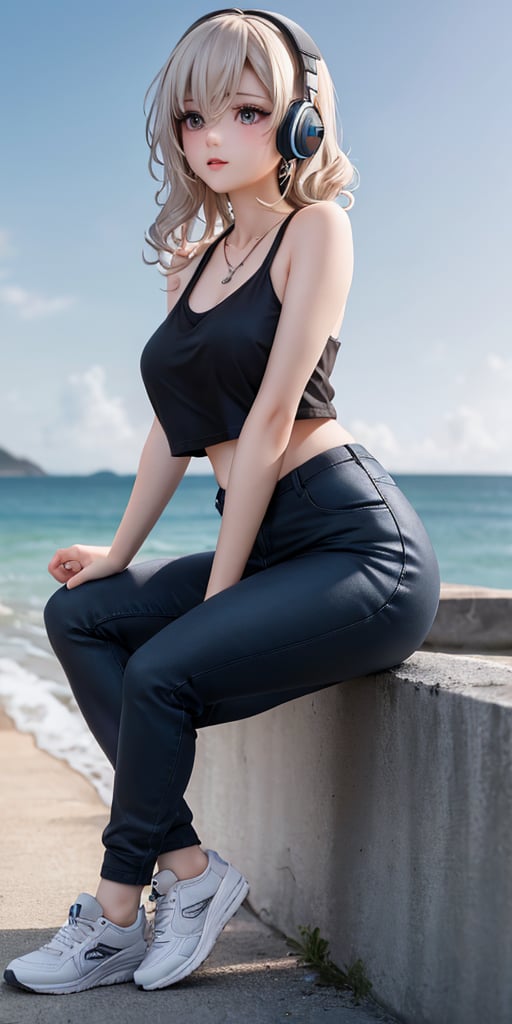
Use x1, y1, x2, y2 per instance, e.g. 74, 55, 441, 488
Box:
4, 9, 440, 995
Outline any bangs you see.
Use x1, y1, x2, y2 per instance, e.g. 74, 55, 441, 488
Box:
144, 11, 358, 267
168, 13, 297, 133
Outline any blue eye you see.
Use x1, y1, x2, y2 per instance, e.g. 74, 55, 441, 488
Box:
182, 112, 204, 130
237, 106, 270, 125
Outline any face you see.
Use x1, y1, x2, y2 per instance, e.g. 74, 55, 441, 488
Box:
179, 64, 281, 195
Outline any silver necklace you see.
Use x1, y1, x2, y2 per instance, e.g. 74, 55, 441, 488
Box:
221, 217, 287, 285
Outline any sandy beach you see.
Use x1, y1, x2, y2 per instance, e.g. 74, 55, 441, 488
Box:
0, 706, 110, 929
0, 707, 398, 1023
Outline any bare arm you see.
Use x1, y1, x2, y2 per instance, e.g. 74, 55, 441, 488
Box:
50, 255, 198, 589
109, 416, 190, 567
49, 417, 190, 588
205, 203, 353, 600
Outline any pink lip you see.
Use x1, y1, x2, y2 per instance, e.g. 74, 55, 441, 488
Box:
207, 159, 228, 166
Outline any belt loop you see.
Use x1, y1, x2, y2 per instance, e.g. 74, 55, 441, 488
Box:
345, 443, 362, 466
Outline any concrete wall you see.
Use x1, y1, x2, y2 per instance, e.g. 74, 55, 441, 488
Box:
424, 583, 512, 652
187, 651, 512, 1024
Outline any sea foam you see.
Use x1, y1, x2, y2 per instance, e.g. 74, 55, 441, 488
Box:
0, 657, 113, 806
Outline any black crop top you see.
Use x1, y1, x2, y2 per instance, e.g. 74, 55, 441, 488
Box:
140, 210, 340, 458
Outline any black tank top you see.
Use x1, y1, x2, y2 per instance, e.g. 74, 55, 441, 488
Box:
140, 210, 340, 457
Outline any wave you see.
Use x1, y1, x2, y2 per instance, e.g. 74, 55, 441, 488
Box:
2, 634, 52, 658
0, 657, 113, 807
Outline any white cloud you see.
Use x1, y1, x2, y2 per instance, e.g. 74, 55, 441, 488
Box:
348, 419, 401, 461
0, 227, 73, 318
350, 351, 512, 473
67, 365, 135, 442
0, 366, 207, 476
487, 353, 512, 381
41, 365, 148, 474
0, 283, 74, 319
443, 406, 499, 453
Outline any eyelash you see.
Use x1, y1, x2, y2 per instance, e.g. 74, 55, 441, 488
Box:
236, 105, 271, 124
180, 106, 270, 130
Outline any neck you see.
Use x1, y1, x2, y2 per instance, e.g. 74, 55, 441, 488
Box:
226, 184, 293, 248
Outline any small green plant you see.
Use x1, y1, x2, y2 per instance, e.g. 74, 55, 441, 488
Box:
286, 925, 372, 1004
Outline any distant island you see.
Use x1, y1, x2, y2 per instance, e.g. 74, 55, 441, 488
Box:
0, 446, 46, 477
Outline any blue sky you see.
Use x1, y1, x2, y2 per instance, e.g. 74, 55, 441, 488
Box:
0, 0, 510, 474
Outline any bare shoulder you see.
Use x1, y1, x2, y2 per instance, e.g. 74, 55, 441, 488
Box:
282, 203, 352, 276
292, 202, 352, 244
286, 202, 352, 258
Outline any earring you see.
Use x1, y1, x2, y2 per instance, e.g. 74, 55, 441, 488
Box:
278, 158, 292, 189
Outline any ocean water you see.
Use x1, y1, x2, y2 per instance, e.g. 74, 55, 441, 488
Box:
0, 471, 510, 804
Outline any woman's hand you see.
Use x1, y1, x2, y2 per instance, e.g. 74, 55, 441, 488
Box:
46, 418, 190, 593
48, 545, 123, 589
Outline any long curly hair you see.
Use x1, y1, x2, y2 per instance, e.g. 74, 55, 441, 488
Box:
143, 10, 359, 270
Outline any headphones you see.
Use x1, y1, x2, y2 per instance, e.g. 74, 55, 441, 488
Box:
175, 8, 325, 162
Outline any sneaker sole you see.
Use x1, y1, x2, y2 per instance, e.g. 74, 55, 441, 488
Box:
136, 866, 250, 990
3, 945, 147, 995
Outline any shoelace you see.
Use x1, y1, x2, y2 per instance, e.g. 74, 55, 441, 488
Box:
42, 905, 96, 952
152, 892, 177, 941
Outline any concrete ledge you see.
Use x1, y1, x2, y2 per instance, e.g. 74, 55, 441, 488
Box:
424, 582, 512, 651
187, 651, 512, 1024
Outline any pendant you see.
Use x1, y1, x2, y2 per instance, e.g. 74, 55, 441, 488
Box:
221, 269, 235, 285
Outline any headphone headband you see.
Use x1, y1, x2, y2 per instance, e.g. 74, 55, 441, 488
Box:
175, 8, 323, 103
174, 9, 325, 162
243, 10, 321, 101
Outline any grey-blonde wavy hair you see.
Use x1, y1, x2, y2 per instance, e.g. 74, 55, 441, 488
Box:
143, 10, 359, 271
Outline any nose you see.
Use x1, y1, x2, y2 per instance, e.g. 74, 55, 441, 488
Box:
205, 121, 222, 146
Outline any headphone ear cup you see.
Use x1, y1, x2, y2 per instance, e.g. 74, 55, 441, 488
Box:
276, 100, 325, 161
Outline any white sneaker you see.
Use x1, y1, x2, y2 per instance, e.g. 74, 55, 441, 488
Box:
4, 893, 147, 994
134, 848, 249, 990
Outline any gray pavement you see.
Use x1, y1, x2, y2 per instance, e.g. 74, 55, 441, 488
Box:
0, 904, 400, 1024
0, 711, 400, 1024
